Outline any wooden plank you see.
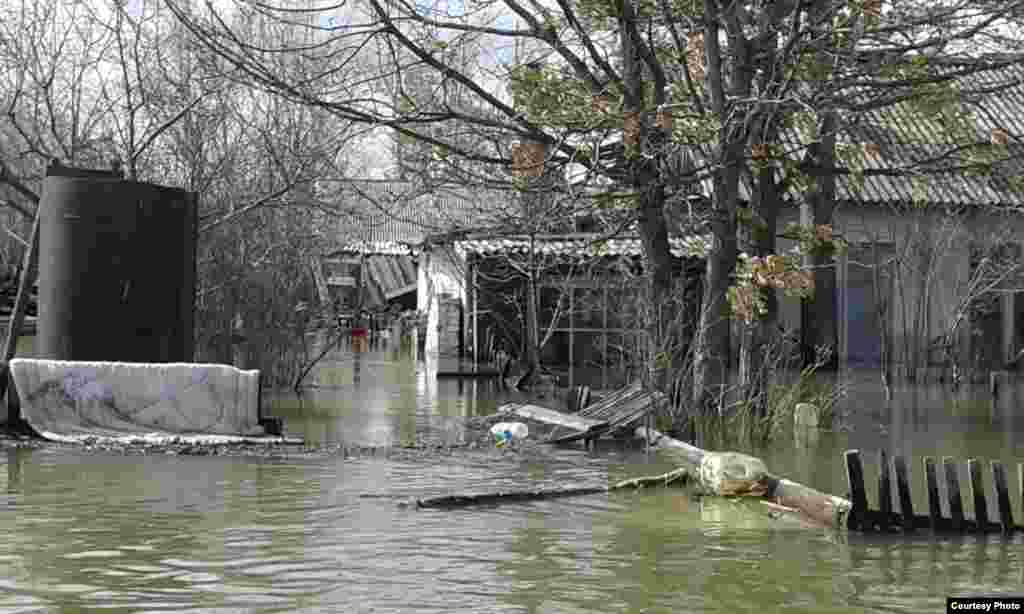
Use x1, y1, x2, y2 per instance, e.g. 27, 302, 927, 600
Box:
327, 275, 357, 287
991, 461, 1014, 534
577, 381, 643, 418
546, 422, 611, 445
924, 457, 943, 531
878, 450, 892, 531
894, 455, 915, 532
378, 256, 399, 289
500, 402, 605, 432
385, 283, 417, 300
367, 256, 393, 292
436, 370, 501, 378
0, 206, 40, 417
944, 457, 965, 532
418, 485, 609, 508
416, 467, 691, 509
601, 393, 659, 426
632, 426, 705, 467
310, 257, 330, 305
555, 383, 647, 444
967, 458, 989, 532
575, 385, 591, 412
398, 256, 417, 282
845, 450, 868, 531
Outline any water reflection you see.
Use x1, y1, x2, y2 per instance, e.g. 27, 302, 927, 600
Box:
2, 356, 1024, 612
269, 345, 514, 447
6, 448, 27, 493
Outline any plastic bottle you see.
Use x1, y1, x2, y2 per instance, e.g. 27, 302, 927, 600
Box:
489, 422, 529, 447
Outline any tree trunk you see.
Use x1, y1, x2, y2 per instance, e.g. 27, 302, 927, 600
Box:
523, 264, 542, 376
801, 111, 838, 370
693, 186, 738, 414
739, 163, 781, 416
801, 2, 839, 371
692, 0, 749, 414
620, 0, 675, 392
636, 165, 675, 390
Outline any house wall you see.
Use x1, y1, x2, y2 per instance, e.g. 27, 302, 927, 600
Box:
778, 202, 1024, 372
418, 245, 467, 357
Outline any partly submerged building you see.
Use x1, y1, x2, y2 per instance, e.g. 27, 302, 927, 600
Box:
325, 62, 1024, 379
421, 233, 702, 388
313, 180, 500, 343
769, 61, 1024, 374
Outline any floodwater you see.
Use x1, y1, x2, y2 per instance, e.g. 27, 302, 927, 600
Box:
1, 344, 1023, 613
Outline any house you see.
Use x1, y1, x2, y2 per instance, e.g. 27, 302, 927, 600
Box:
420, 62, 1024, 379
346, 61, 1024, 379
769, 61, 1024, 374
315, 179, 501, 342
418, 231, 703, 387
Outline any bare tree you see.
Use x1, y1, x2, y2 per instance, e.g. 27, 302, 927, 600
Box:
0, 0, 364, 387
167, 0, 1024, 413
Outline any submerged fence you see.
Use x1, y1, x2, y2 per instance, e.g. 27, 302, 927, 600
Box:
844, 450, 1023, 534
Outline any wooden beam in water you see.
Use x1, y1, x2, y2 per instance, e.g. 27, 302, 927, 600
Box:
924, 457, 943, 531
577, 381, 643, 421
546, 422, 610, 445
631, 426, 706, 467
967, 458, 989, 533
436, 369, 501, 379
944, 457, 965, 532
416, 467, 692, 509
418, 485, 609, 508
844, 450, 868, 531
991, 461, 1014, 534
768, 477, 853, 531
500, 402, 605, 432
893, 455, 915, 532
878, 450, 892, 531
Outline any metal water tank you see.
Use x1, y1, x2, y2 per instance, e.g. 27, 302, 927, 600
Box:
37, 164, 198, 362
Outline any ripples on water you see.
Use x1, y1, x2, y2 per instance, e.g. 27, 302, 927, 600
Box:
1, 349, 1022, 613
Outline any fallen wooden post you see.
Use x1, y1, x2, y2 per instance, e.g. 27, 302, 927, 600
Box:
499, 396, 854, 529
417, 486, 608, 508
632, 425, 705, 466
417, 467, 691, 509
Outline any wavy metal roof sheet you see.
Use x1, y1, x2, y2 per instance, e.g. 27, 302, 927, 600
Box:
328, 63, 1024, 251
325, 180, 505, 252
782, 61, 1024, 208
456, 235, 702, 258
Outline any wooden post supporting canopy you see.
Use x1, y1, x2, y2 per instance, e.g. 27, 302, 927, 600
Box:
0, 207, 40, 423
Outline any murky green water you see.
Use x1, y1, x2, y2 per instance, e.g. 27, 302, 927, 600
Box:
1, 346, 1022, 613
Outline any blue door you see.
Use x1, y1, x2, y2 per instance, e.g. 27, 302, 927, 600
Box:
845, 260, 886, 367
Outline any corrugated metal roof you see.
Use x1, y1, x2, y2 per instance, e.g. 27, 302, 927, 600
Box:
363, 254, 417, 306
326, 180, 505, 252
328, 63, 1024, 252
780, 61, 1024, 208
456, 235, 702, 258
